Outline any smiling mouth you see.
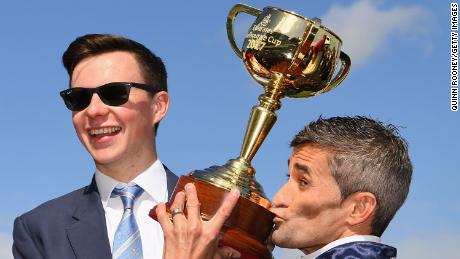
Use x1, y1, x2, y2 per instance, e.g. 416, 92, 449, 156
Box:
89, 126, 121, 137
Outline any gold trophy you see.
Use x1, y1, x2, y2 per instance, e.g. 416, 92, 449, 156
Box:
151, 4, 350, 258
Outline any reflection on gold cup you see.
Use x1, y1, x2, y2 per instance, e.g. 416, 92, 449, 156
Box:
228, 4, 351, 99
151, 4, 351, 258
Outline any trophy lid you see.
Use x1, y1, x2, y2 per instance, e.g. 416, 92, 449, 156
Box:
264, 6, 343, 43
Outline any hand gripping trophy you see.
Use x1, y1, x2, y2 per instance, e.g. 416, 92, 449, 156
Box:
151, 4, 351, 258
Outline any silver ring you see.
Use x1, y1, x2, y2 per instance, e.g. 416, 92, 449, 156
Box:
170, 207, 184, 218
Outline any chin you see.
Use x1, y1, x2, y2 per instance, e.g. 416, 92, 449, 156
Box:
90, 150, 122, 165
271, 228, 292, 248
272, 227, 311, 249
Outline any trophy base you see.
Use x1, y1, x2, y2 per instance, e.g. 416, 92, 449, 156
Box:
150, 176, 274, 259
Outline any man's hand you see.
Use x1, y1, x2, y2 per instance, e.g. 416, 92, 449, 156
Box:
156, 183, 241, 259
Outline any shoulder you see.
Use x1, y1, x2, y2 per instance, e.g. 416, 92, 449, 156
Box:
318, 241, 397, 259
12, 183, 103, 258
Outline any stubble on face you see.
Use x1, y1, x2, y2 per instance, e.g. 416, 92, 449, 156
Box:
270, 145, 349, 252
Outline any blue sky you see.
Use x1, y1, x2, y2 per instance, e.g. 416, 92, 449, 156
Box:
0, 0, 457, 258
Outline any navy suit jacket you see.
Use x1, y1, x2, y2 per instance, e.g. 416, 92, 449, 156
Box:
316, 241, 397, 259
12, 167, 178, 259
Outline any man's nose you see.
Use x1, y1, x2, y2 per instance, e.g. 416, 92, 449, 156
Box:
272, 183, 289, 208
85, 93, 109, 117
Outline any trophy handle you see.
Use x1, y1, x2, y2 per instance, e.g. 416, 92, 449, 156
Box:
317, 51, 351, 95
226, 4, 261, 59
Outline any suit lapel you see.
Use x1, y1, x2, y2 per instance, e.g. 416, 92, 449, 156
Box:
163, 165, 179, 199
66, 178, 112, 259
65, 167, 177, 258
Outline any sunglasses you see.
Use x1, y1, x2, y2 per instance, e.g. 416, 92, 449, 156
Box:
60, 82, 157, 111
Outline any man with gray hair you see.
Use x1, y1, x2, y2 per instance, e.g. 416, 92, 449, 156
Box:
269, 116, 412, 258
156, 116, 412, 259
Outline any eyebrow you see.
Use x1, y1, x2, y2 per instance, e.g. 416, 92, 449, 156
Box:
293, 162, 311, 176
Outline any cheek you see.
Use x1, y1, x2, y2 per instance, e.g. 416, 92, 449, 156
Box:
296, 204, 318, 220
120, 107, 153, 135
71, 113, 88, 145
290, 196, 322, 219
72, 113, 85, 134
292, 194, 340, 221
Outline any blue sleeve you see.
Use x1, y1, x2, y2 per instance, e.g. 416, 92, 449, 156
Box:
12, 216, 44, 259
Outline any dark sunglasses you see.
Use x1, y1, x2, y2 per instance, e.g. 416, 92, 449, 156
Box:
60, 82, 157, 111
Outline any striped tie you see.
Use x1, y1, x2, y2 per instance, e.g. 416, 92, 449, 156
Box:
111, 185, 144, 259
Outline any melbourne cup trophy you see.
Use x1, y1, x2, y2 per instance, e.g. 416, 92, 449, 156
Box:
150, 3, 351, 258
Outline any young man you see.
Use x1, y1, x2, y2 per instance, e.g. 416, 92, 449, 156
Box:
157, 116, 412, 259
13, 34, 178, 259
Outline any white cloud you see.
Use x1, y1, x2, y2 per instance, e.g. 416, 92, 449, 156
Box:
396, 233, 460, 259
0, 233, 13, 259
322, 0, 431, 66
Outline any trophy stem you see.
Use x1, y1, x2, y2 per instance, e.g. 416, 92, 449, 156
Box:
189, 73, 286, 207
239, 73, 286, 162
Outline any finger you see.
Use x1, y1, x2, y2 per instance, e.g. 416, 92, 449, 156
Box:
210, 189, 240, 232
155, 203, 173, 234
170, 191, 187, 234
170, 191, 186, 216
184, 183, 201, 221
216, 246, 242, 259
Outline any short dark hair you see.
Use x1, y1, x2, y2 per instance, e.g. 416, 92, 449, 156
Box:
291, 116, 412, 236
62, 34, 168, 133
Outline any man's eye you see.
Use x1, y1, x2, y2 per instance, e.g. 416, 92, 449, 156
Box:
299, 179, 308, 187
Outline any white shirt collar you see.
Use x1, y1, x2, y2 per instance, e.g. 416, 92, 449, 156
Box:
95, 159, 167, 209
301, 235, 381, 259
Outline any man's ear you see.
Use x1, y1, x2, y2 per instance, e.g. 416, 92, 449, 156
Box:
151, 91, 170, 125
345, 192, 377, 227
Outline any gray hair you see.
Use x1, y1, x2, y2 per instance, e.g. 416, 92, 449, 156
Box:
291, 116, 412, 236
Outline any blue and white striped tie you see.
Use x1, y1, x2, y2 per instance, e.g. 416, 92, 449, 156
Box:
111, 185, 144, 259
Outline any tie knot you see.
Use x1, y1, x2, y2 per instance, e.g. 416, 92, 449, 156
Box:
111, 185, 144, 210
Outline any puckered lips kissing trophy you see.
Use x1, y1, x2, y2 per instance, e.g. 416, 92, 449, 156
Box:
150, 3, 351, 258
